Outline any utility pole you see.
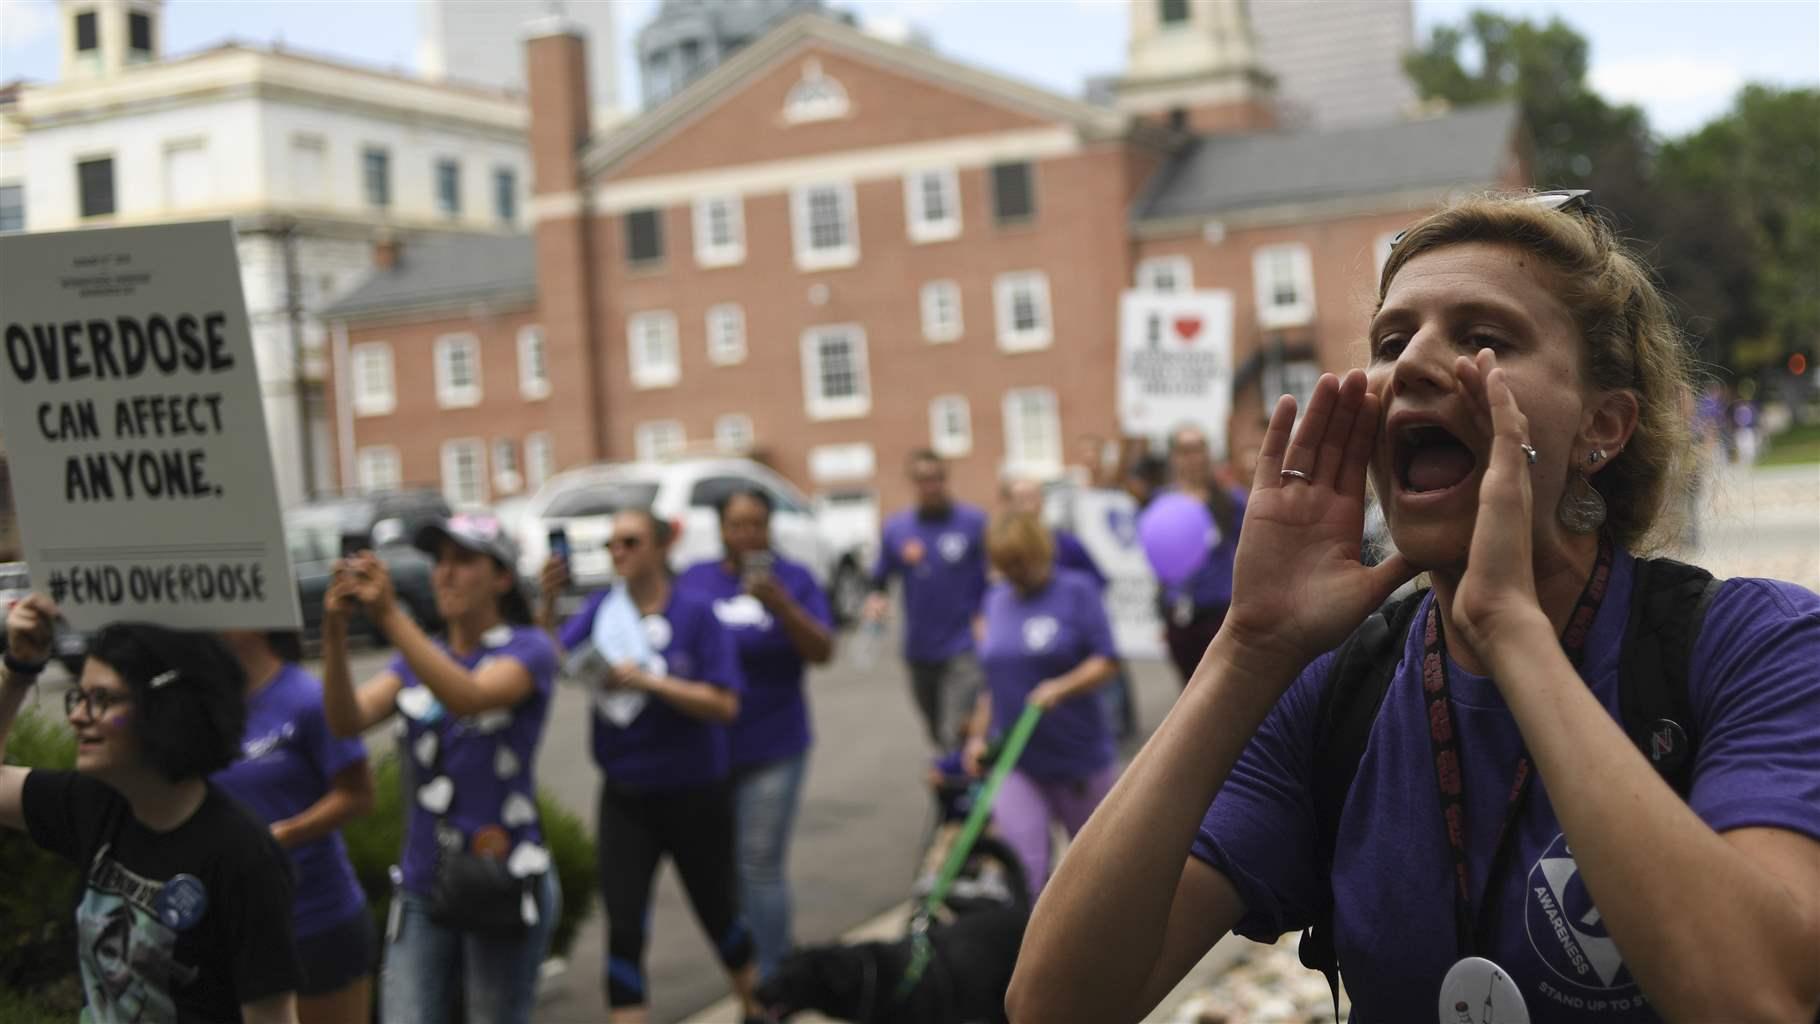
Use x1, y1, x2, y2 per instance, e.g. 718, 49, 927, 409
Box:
280, 217, 318, 500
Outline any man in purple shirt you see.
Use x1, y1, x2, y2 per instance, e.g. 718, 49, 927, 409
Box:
862, 450, 989, 749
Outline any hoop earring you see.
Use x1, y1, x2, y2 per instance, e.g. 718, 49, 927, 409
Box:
1557, 450, 1608, 534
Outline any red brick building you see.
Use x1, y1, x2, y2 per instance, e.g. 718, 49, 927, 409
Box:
325, 5, 1524, 514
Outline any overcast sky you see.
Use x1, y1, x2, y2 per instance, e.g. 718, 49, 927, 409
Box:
1, 0, 1815, 138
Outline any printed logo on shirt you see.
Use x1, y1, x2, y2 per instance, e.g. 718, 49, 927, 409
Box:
239, 722, 296, 761
1022, 615, 1060, 653
713, 595, 775, 631
77, 844, 196, 1023
1105, 507, 1138, 548
937, 532, 969, 564
1525, 833, 1639, 1001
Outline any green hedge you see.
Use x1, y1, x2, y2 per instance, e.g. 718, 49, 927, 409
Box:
0, 707, 83, 1015
341, 751, 598, 960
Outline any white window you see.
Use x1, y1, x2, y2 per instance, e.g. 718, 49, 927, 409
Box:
809, 443, 876, 483
928, 395, 972, 457
525, 432, 555, 491
693, 194, 745, 267
783, 59, 850, 124
350, 342, 394, 416
921, 280, 963, 343
1373, 231, 1399, 283
627, 311, 680, 389
800, 324, 870, 420
1003, 387, 1062, 476
441, 438, 487, 506
434, 334, 482, 408
634, 420, 685, 461
1136, 255, 1192, 293
714, 413, 754, 454
355, 446, 400, 494
1263, 357, 1323, 418
993, 271, 1053, 352
904, 168, 960, 243
517, 325, 549, 399
706, 304, 747, 365
1253, 243, 1316, 328
492, 438, 521, 494
791, 181, 858, 270
163, 139, 209, 210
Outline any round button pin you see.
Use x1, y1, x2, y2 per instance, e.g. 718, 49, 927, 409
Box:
1644, 718, 1689, 771
154, 874, 209, 932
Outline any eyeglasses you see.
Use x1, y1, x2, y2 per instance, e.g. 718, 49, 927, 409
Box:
1389, 189, 1592, 250
64, 687, 130, 719
606, 536, 646, 552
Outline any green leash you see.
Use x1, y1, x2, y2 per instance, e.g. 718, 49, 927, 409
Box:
894, 703, 1044, 1001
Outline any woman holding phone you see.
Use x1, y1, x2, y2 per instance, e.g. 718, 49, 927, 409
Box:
677, 488, 834, 980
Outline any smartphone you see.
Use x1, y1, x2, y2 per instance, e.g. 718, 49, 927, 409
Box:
339, 534, 365, 561
547, 527, 571, 563
740, 550, 775, 584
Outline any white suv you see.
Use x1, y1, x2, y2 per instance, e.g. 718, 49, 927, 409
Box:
516, 458, 870, 622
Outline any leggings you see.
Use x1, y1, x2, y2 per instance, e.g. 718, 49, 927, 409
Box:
597, 779, 753, 1008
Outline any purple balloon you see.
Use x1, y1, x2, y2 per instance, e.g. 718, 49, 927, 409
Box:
1137, 493, 1218, 587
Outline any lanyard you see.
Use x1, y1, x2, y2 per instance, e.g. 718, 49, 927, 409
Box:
1421, 536, 1613, 957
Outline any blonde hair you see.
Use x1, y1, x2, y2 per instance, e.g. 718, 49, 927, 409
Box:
1378, 192, 1703, 551
987, 512, 1055, 574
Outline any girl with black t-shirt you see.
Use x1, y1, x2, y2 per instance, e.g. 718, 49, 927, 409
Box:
0, 596, 303, 1024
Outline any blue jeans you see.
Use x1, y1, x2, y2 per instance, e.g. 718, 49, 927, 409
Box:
380, 871, 560, 1024
733, 753, 809, 980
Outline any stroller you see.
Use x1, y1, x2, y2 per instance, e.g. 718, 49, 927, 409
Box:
758, 708, 1044, 1024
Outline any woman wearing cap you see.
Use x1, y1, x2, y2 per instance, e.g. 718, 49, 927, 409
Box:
1, 603, 303, 1023
676, 487, 834, 981
1008, 193, 1820, 1021
537, 508, 762, 1024
213, 630, 376, 1024
319, 513, 560, 1024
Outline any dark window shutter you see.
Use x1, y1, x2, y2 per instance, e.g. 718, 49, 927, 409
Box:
626, 209, 664, 264
991, 162, 1035, 224
78, 158, 115, 218
128, 12, 152, 53
75, 12, 98, 51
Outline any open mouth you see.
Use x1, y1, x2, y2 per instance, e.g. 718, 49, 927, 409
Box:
1394, 423, 1479, 495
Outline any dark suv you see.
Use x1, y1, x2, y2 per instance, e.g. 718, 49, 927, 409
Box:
288, 491, 450, 645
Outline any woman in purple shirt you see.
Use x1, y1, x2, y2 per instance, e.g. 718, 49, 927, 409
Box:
319, 513, 560, 1024
214, 630, 375, 1024
677, 488, 834, 981
963, 512, 1119, 904
1011, 194, 1820, 1021
538, 508, 763, 1024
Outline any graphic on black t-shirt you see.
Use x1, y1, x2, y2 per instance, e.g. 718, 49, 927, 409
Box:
75, 843, 199, 1023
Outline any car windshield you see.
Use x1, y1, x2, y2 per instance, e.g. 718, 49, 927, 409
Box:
543, 482, 660, 519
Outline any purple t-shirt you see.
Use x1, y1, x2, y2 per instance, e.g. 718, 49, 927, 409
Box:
1160, 486, 1246, 612
979, 569, 1120, 781
1192, 550, 1820, 1020
871, 503, 989, 662
211, 663, 369, 938
560, 587, 746, 790
388, 625, 558, 896
676, 556, 832, 770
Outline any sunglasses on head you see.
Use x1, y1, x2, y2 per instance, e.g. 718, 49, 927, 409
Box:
1388, 188, 1591, 250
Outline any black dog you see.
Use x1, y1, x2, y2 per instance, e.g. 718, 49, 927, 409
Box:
757, 905, 1027, 1024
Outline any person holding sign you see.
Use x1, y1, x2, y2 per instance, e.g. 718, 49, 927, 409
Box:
318, 514, 560, 1024
962, 513, 1120, 904
676, 487, 834, 981
537, 508, 761, 1024
212, 630, 376, 1024
0, 600, 303, 1024
1007, 194, 1820, 1022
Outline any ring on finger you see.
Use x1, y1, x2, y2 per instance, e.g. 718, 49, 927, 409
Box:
1279, 469, 1313, 483
1519, 444, 1538, 465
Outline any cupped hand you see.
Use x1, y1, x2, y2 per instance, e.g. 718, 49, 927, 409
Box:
1451, 350, 1548, 652
1220, 370, 1418, 670
4, 593, 59, 668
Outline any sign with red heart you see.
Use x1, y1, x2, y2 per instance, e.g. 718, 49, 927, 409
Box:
1172, 316, 1203, 342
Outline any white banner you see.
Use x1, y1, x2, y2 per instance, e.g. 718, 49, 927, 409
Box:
1060, 486, 1163, 661
0, 221, 301, 630
1118, 290, 1235, 454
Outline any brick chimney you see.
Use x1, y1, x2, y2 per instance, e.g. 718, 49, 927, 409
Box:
525, 18, 605, 468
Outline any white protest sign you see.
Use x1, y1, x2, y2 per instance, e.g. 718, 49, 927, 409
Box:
0, 220, 301, 630
1118, 290, 1234, 454
1057, 485, 1164, 661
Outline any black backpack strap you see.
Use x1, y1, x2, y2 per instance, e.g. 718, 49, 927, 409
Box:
1300, 589, 1428, 1017
1620, 557, 1722, 798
